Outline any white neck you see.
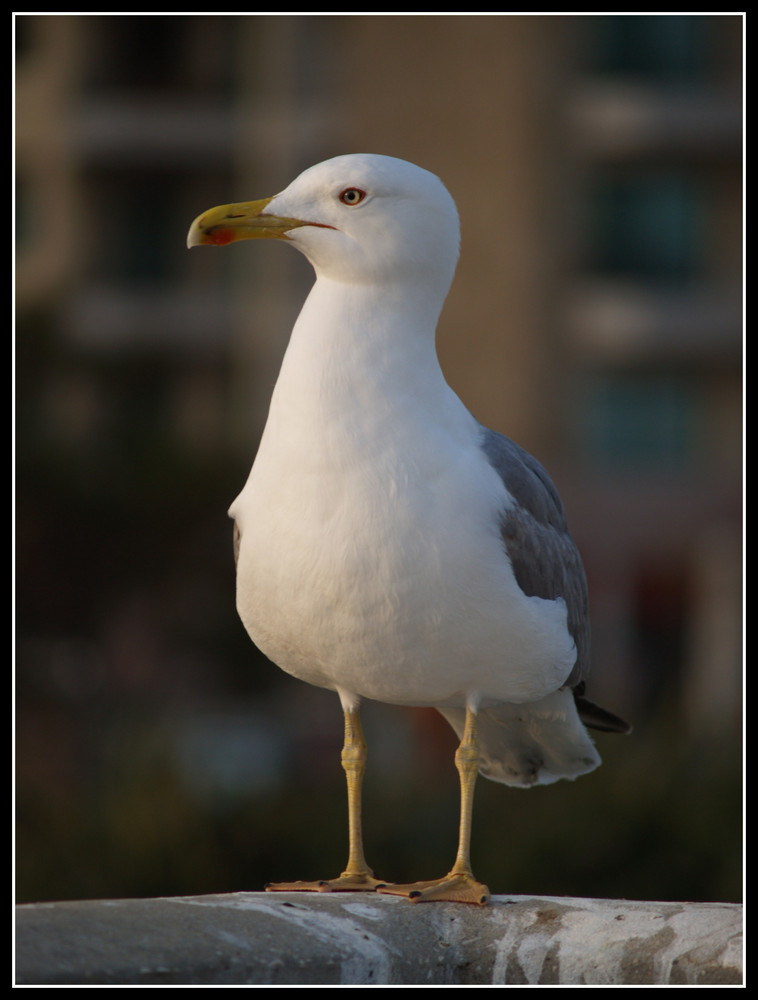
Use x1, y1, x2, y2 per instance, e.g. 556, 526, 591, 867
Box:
264, 276, 464, 442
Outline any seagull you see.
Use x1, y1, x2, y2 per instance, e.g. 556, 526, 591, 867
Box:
187, 153, 629, 905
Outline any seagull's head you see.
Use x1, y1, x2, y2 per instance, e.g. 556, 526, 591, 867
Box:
187, 154, 461, 295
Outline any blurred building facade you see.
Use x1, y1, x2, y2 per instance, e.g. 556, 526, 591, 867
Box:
16, 15, 743, 905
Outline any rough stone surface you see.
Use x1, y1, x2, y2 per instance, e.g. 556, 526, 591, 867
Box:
14, 892, 743, 986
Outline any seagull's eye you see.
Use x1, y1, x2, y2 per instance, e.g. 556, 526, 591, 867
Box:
339, 187, 366, 206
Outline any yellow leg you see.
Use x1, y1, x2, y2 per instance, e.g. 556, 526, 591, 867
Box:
266, 705, 386, 893
379, 705, 490, 905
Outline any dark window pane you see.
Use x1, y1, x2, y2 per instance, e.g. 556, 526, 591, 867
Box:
588, 172, 704, 281
589, 15, 710, 80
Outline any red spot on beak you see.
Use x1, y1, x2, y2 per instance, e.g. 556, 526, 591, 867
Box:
206, 228, 236, 246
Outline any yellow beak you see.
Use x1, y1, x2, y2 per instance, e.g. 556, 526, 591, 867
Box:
187, 197, 319, 248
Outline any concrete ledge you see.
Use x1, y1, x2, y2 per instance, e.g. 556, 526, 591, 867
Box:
15, 892, 743, 986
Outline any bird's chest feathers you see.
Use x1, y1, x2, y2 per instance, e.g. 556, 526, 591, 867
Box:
230, 364, 508, 683
237, 395, 470, 617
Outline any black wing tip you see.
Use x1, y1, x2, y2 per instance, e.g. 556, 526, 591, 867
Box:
575, 694, 633, 735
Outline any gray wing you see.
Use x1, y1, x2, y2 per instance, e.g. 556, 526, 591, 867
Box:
438, 425, 630, 780
479, 425, 590, 690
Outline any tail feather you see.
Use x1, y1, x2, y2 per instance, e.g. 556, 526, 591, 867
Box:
438, 688, 604, 788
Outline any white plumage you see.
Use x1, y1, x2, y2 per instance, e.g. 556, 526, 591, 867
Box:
188, 154, 628, 904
